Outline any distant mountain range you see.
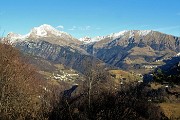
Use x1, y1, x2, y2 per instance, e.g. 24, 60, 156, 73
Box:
2, 24, 180, 74
82, 30, 180, 71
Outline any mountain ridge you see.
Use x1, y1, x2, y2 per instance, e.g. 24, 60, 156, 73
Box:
5, 24, 180, 44
79, 30, 179, 44
2, 24, 180, 74
81, 29, 180, 73
5, 24, 81, 47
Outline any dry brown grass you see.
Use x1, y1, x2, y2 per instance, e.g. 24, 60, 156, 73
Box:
0, 43, 59, 119
160, 103, 180, 119
130, 46, 156, 56
150, 82, 163, 90
109, 69, 141, 83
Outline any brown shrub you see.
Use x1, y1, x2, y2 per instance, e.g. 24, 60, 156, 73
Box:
0, 43, 55, 119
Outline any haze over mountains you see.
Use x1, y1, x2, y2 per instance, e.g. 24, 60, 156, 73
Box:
3, 24, 180, 74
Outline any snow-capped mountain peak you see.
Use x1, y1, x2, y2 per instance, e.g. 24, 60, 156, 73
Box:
79, 36, 91, 43
79, 30, 153, 44
7, 32, 23, 38
5, 24, 75, 43
108, 30, 152, 39
29, 24, 70, 38
79, 36, 106, 44
109, 30, 128, 38
6, 32, 27, 43
137, 30, 152, 36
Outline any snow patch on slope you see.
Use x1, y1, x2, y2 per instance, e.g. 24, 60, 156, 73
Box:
6, 32, 28, 43
79, 36, 106, 44
138, 30, 152, 36
79, 36, 91, 43
80, 30, 153, 44
108, 30, 128, 39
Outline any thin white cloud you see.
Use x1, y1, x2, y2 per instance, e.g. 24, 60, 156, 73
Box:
177, 13, 180, 16
68, 26, 76, 31
85, 26, 91, 30
78, 26, 91, 31
56, 25, 64, 29
153, 26, 180, 31
68, 25, 101, 31
139, 25, 150, 28
68, 26, 91, 31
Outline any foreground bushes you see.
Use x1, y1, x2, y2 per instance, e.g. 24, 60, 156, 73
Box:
0, 43, 55, 119
0, 43, 168, 120
153, 68, 180, 85
49, 83, 168, 120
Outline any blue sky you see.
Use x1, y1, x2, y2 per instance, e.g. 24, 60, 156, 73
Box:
0, 0, 180, 38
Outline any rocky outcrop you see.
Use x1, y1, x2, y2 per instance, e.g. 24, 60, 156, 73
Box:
82, 30, 180, 70
15, 40, 104, 73
4, 25, 180, 73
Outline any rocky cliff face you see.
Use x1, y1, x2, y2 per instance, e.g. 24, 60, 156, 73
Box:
3, 25, 180, 74
2, 24, 109, 73
15, 40, 104, 73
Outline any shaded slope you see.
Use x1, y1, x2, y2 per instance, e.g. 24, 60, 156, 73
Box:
82, 30, 180, 72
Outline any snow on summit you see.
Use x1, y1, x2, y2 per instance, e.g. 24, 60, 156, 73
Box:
6, 24, 73, 43
109, 30, 152, 39
6, 32, 27, 43
6, 25, 154, 44
29, 24, 70, 37
79, 36, 105, 44
79, 30, 153, 44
